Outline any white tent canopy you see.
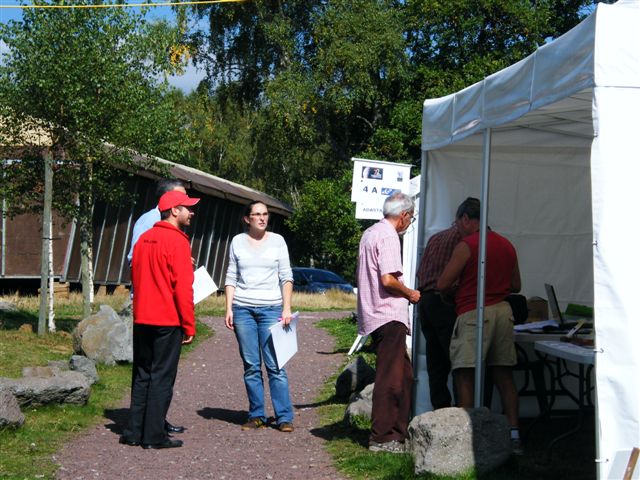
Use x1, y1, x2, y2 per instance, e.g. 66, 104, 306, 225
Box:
418, 1, 640, 478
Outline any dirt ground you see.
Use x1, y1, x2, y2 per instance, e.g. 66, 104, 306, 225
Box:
54, 311, 352, 480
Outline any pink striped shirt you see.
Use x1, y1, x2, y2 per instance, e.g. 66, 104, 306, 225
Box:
356, 219, 410, 336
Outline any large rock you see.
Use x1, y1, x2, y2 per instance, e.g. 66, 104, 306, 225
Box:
344, 382, 374, 425
408, 407, 511, 476
47, 356, 98, 385
0, 370, 91, 406
0, 301, 17, 313
335, 356, 376, 398
73, 304, 132, 365
69, 355, 99, 385
0, 389, 24, 429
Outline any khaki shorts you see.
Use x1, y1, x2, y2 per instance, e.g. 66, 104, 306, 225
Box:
449, 301, 516, 370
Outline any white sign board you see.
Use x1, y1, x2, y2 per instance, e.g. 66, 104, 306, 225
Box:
351, 158, 412, 219
355, 202, 384, 220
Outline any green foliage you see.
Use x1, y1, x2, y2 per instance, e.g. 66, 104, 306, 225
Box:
404, 0, 596, 100
181, 0, 410, 202
180, 0, 595, 206
0, 2, 193, 315
188, 0, 315, 105
175, 89, 262, 189
286, 171, 362, 282
0, 3, 189, 220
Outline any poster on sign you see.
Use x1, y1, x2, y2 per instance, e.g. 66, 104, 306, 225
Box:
351, 158, 412, 219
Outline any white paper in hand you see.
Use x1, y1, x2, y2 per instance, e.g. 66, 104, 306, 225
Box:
193, 266, 217, 304
269, 312, 300, 369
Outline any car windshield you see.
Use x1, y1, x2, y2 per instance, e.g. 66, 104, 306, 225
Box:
308, 270, 345, 283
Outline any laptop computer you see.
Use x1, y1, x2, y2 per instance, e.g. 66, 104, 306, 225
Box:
544, 283, 590, 329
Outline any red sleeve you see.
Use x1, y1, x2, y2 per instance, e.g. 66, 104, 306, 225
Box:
172, 239, 196, 337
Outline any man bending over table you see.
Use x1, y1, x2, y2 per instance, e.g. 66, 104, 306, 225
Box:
437, 199, 523, 455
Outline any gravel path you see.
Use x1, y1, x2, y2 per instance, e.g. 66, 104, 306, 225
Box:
54, 311, 353, 480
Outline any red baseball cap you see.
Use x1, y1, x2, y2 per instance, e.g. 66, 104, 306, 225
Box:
157, 190, 200, 212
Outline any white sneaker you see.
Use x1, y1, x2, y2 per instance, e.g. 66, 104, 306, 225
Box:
368, 440, 406, 454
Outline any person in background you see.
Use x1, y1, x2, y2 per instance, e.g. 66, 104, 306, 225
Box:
224, 201, 295, 433
127, 177, 188, 436
437, 199, 523, 455
356, 192, 421, 454
416, 197, 480, 410
127, 178, 186, 264
120, 190, 199, 449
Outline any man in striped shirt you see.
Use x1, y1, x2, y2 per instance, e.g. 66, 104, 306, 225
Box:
356, 192, 421, 454
416, 197, 479, 410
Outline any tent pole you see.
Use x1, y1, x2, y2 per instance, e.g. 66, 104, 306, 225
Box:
412, 148, 430, 416
474, 128, 492, 408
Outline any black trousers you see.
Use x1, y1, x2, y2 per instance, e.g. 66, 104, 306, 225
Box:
419, 291, 457, 409
370, 321, 413, 443
123, 324, 182, 445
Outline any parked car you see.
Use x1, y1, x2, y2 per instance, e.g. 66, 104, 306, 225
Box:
292, 267, 354, 294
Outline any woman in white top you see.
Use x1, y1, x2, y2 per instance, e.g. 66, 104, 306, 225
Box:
224, 201, 295, 432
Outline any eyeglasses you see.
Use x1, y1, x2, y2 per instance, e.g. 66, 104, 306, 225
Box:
249, 212, 269, 218
405, 211, 416, 224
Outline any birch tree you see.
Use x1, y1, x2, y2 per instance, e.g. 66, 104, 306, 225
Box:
0, 2, 190, 319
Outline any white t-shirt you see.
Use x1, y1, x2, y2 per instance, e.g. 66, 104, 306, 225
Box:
225, 232, 293, 307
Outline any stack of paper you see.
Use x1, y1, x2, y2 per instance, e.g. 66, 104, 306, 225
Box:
269, 312, 300, 369
193, 266, 218, 304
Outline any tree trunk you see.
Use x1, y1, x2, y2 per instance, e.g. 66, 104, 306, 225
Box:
47, 226, 56, 333
79, 161, 94, 319
38, 151, 54, 335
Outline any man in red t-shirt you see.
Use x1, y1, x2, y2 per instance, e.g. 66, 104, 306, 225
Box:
416, 198, 480, 410
120, 190, 199, 450
437, 200, 522, 453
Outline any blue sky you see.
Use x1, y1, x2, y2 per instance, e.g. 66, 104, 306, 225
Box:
0, 0, 205, 92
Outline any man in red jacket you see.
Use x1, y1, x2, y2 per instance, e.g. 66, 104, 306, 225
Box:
120, 190, 200, 449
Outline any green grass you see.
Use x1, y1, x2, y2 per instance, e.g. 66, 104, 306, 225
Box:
193, 289, 357, 317
314, 318, 596, 480
0, 362, 133, 479
315, 317, 442, 479
0, 307, 212, 480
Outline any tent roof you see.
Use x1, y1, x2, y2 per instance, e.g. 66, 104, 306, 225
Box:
422, 0, 640, 151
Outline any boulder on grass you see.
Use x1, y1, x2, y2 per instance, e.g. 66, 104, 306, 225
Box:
335, 356, 375, 398
0, 388, 24, 429
408, 407, 511, 477
0, 301, 17, 313
344, 382, 374, 425
69, 355, 99, 385
0, 370, 91, 406
47, 356, 98, 385
73, 305, 132, 365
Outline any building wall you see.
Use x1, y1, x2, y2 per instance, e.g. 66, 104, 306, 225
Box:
2, 175, 290, 289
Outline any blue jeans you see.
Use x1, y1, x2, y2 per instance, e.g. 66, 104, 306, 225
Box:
232, 305, 294, 424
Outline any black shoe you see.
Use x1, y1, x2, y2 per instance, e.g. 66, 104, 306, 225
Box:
164, 421, 185, 434
142, 438, 183, 449
119, 436, 140, 447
